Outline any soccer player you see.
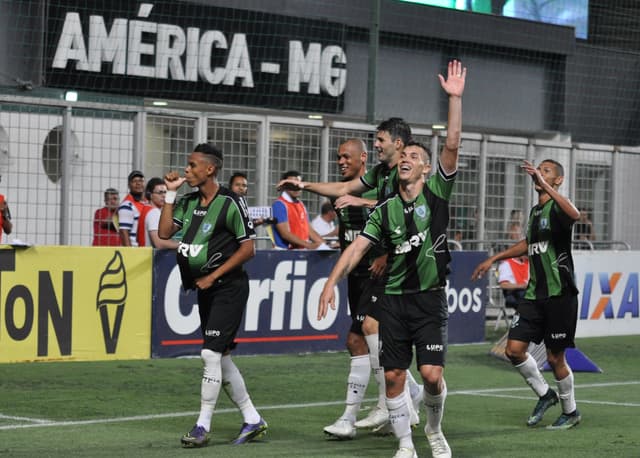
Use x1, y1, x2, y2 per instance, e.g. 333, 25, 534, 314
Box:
318, 60, 466, 458
278, 117, 423, 432
158, 143, 267, 448
472, 159, 582, 430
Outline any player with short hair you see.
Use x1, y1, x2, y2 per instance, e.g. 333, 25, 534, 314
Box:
318, 60, 466, 458
158, 142, 267, 448
472, 158, 582, 430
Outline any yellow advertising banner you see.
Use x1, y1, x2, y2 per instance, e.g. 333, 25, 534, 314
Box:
0, 246, 152, 363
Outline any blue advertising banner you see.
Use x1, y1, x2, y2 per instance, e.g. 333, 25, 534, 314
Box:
152, 250, 487, 358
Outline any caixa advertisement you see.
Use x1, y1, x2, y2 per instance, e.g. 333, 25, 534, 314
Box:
151, 250, 488, 358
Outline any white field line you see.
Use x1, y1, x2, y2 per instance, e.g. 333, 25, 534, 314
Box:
0, 380, 638, 431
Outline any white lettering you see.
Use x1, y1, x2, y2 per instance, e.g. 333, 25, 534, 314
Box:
288, 41, 321, 94
446, 280, 483, 314
52, 13, 89, 71
198, 30, 227, 85
223, 33, 253, 87
165, 266, 199, 334
127, 19, 157, 77
88, 16, 127, 73
528, 241, 549, 256
320, 45, 346, 97
156, 23, 186, 79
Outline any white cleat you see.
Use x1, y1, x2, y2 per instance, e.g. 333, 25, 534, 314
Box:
354, 406, 389, 429
393, 446, 418, 458
371, 420, 393, 436
323, 418, 356, 439
426, 431, 452, 458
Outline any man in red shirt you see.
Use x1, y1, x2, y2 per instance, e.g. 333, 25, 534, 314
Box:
92, 187, 121, 246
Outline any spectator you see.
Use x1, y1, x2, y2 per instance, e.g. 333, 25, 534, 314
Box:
270, 170, 325, 249
574, 207, 595, 241
118, 170, 152, 247
144, 177, 179, 250
92, 187, 120, 246
498, 255, 529, 308
0, 190, 12, 241
311, 200, 339, 238
229, 172, 269, 227
506, 209, 524, 241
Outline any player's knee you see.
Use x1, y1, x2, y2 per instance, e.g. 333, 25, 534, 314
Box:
362, 316, 379, 335
346, 333, 367, 356
201, 348, 222, 368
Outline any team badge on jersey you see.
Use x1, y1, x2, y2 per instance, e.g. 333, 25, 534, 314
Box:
415, 204, 427, 219
201, 222, 213, 234
540, 217, 549, 229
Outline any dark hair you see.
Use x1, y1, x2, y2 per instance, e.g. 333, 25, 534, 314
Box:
541, 158, 564, 176
376, 117, 412, 145
104, 187, 118, 198
281, 170, 301, 180
320, 201, 334, 215
405, 140, 432, 162
229, 171, 247, 187
145, 177, 164, 199
193, 143, 223, 168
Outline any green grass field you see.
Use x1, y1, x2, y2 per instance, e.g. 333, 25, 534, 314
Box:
1, 332, 639, 458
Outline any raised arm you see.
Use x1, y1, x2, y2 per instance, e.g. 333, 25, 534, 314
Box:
522, 161, 580, 221
277, 176, 366, 199
158, 171, 186, 239
438, 60, 466, 175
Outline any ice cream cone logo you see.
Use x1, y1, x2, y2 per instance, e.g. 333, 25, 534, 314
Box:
96, 251, 128, 354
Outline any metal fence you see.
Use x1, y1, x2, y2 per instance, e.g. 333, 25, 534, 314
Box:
1, 96, 638, 248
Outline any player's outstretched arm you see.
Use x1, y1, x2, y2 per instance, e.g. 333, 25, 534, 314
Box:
318, 236, 371, 319
471, 239, 528, 280
277, 177, 366, 199
438, 59, 466, 175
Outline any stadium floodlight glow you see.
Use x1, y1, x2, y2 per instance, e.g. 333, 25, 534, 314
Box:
64, 91, 78, 102
152, 100, 168, 106
308, 114, 323, 120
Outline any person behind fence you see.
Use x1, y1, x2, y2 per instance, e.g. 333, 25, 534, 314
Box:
472, 158, 582, 431
144, 177, 179, 250
0, 189, 12, 241
158, 143, 267, 448
312, 200, 339, 238
118, 170, 152, 247
506, 209, 524, 241
271, 170, 326, 249
497, 255, 529, 308
573, 207, 595, 242
319, 60, 466, 458
92, 187, 120, 246
229, 171, 269, 227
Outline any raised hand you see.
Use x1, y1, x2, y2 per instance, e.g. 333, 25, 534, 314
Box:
438, 59, 466, 98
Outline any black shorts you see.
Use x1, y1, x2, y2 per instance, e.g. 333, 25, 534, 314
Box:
347, 273, 384, 334
508, 292, 578, 351
197, 272, 249, 353
378, 289, 448, 370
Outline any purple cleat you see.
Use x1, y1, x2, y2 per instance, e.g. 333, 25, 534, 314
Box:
232, 417, 268, 444
181, 424, 209, 448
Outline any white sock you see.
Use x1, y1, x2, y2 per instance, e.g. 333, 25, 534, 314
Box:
343, 355, 370, 422
386, 393, 413, 449
365, 333, 386, 410
196, 349, 222, 431
221, 354, 261, 424
424, 378, 447, 435
556, 370, 577, 414
515, 353, 549, 397
405, 369, 422, 399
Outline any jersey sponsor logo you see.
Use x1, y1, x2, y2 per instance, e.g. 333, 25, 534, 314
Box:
394, 229, 427, 254
425, 344, 444, 352
580, 272, 639, 320
205, 329, 221, 336
528, 241, 549, 256
550, 332, 566, 339
344, 229, 360, 242
178, 242, 204, 257
193, 209, 207, 216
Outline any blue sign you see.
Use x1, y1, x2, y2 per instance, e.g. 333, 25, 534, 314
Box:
152, 250, 487, 358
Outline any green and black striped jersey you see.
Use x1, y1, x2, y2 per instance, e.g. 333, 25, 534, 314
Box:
173, 186, 255, 289
336, 186, 382, 275
361, 163, 455, 295
525, 198, 578, 299
360, 162, 398, 201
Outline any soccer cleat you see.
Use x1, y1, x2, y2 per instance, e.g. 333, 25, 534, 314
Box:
547, 410, 581, 430
181, 424, 209, 448
354, 406, 389, 428
232, 417, 268, 444
527, 388, 559, 426
371, 420, 393, 436
393, 447, 418, 458
323, 417, 356, 439
426, 431, 452, 458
